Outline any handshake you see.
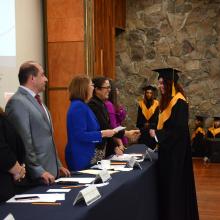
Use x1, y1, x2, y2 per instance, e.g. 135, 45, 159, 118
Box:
124, 129, 140, 142
101, 126, 140, 141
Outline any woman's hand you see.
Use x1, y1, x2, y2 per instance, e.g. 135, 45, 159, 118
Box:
149, 129, 156, 138
125, 129, 140, 142
101, 129, 116, 138
114, 146, 124, 155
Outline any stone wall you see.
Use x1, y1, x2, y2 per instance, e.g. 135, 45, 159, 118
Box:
115, 0, 220, 132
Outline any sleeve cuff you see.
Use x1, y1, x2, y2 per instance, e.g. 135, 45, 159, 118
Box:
154, 134, 158, 143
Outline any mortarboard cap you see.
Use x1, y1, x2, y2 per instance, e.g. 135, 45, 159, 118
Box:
153, 68, 180, 83
195, 115, 206, 122
142, 85, 157, 91
213, 116, 220, 121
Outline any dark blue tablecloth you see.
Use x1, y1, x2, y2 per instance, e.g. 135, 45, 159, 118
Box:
0, 144, 158, 220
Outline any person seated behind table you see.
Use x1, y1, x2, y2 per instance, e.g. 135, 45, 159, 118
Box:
88, 76, 140, 161
0, 107, 26, 202
136, 85, 159, 149
104, 80, 128, 148
191, 115, 206, 157
204, 116, 220, 162
65, 75, 116, 171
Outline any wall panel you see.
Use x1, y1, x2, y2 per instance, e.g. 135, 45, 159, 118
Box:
48, 90, 70, 167
48, 42, 84, 88
45, 0, 84, 166
47, 0, 84, 42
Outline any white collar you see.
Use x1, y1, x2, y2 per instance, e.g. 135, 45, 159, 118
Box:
20, 86, 36, 97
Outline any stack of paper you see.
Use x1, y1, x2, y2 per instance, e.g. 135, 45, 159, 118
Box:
55, 177, 95, 184
110, 153, 144, 163
7, 194, 65, 203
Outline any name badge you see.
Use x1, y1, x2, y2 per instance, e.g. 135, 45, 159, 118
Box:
73, 185, 101, 206
3, 213, 15, 220
93, 169, 112, 184
144, 148, 158, 161
126, 156, 142, 169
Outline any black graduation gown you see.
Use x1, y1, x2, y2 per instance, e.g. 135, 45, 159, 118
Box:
136, 101, 159, 149
205, 128, 220, 159
191, 128, 205, 157
207, 129, 220, 138
155, 99, 199, 220
0, 115, 25, 202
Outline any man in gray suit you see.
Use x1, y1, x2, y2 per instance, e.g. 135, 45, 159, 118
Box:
6, 61, 70, 185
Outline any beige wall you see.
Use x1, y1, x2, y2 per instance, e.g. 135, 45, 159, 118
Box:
0, 0, 44, 108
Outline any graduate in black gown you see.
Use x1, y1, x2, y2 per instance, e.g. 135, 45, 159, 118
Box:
149, 68, 199, 220
207, 117, 220, 138
136, 85, 159, 149
191, 116, 206, 157
204, 116, 220, 162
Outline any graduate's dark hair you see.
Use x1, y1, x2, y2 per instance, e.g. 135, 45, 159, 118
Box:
143, 87, 155, 106
160, 79, 185, 112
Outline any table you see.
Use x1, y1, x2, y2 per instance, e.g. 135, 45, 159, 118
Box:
0, 144, 158, 220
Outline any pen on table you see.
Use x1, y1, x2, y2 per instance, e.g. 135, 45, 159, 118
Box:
14, 196, 40, 201
61, 185, 85, 189
111, 162, 127, 165
32, 202, 61, 206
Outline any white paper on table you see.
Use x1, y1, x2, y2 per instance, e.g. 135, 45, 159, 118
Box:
7, 193, 65, 203
113, 167, 133, 172
47, 189, 71, 193
110, 154, 144, 162
85, 182, 109, 188
129, 153, 144, 157
110, 154, 133, 161
55, 177, 95, 184
79, 169, 119, 175
110, 165, 132, 171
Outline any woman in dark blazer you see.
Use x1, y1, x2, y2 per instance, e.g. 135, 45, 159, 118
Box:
0, 107, 26, 202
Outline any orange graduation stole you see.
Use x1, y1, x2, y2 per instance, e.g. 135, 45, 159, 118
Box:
139, 99, 159, 121
191, 127, 205, 140
208, 127, 220, 138
157, 92, 186, 130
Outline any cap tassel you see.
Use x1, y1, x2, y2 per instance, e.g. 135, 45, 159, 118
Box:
172, 82, 176, 96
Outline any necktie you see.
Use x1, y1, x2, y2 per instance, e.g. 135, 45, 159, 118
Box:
35, 95, 50, 123
35, 94, 45, 113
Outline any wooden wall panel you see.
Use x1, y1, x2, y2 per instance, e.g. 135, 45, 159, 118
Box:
48, 42, 85, 88
114, 0, 126, 29
48, 90, 70, 167
45, 0, 85, 167
47, 0, 84, 42
94, 0, 115, 79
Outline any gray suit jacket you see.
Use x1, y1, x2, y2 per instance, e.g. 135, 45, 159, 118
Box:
5, 87, 62, 179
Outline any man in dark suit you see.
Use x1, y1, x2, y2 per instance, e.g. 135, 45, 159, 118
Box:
6, 61, 70, 185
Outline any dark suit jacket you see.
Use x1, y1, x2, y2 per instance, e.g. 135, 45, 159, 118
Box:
88, 96, 124, 156
0, 114, 25, 202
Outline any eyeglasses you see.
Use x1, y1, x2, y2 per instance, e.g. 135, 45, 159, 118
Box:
100, 86, 111, 90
